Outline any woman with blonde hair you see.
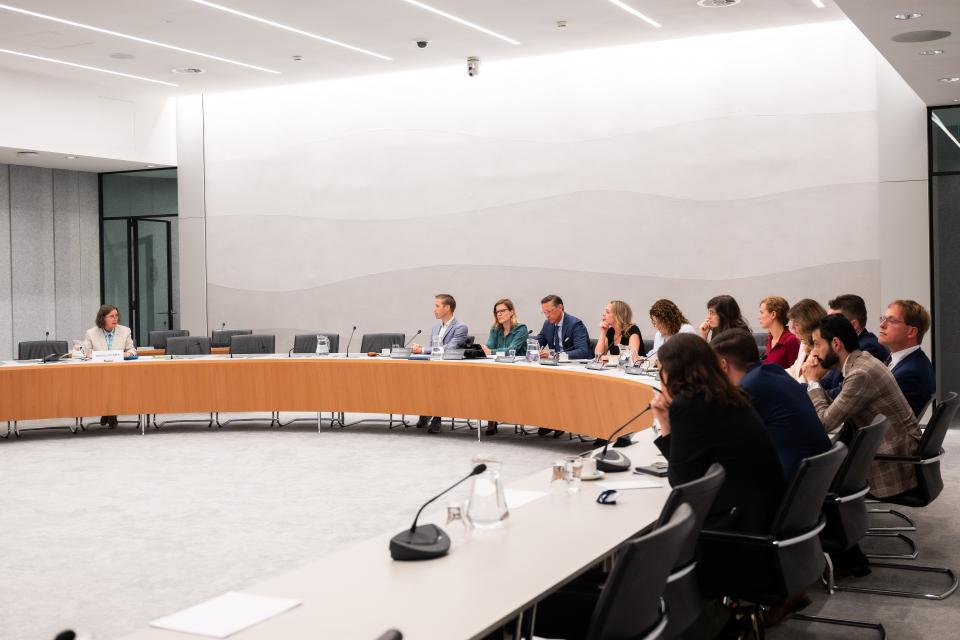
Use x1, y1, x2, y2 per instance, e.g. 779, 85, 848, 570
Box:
482, 298, 529, 436
594, 300, 643, 361
785, 298, 827, 380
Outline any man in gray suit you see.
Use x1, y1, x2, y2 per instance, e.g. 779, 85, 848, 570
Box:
411, 294, 469, 433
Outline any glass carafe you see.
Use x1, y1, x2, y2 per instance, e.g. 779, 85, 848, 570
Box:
465, 455, 509, 529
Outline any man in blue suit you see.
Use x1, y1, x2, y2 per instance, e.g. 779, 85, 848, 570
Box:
713, 329, 831, 480
412, 293, 469, 433
879, 299, 935, 418
821, 294, 889, 396
537, 294, 591, 360
535, 294, 591, 436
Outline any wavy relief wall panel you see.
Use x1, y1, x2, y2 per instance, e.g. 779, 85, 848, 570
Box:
201, 21, 886, 343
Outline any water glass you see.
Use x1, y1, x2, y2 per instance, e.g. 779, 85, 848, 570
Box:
526, 338, 540, 363
430, 336, 443, 361
618, 346, 632, 370
564, 456, 583, 494
72, 340, 84, 359
315, 334, 330, 355
507, 349, 516, 359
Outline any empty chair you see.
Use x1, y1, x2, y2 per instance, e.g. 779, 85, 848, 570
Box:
211, 328, 252, 348
293, 333, 340, 354
230, 334, 275, 355
360, 333, 404, 354
697, 442, 847, 636
534, 504, 695, 640
18, 340, 68, 360
166, 336, 212, 355
148, 329, 189, 349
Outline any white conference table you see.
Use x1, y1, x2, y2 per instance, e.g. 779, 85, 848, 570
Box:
120, 433, 669, 640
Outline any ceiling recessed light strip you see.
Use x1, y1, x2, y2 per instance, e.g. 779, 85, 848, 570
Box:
932, 113, 960, 151
0, 3, 279, 74
607, 0, 662, 28
187, 0, 392, 61
811, 0, 825, 8
0, 47, 178, 86
400, 0, 520, 45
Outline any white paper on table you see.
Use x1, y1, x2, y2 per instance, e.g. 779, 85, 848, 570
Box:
149, 591, 301, 638
504, 489, 549, 510
597, 480, 663, 490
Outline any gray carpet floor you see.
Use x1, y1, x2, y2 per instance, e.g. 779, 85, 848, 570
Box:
1, 415, 958, 640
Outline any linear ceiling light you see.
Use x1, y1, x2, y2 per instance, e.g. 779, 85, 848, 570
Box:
0, 47, 178, 86
607, 0, 662, 28
187, 0, 392, 61
0, 3, 279, 74
400, 0, 520, 45
932, 113, 960, 151
811, 0, 825, 8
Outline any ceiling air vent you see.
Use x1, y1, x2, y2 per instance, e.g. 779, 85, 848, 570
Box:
697, 0, 741, 8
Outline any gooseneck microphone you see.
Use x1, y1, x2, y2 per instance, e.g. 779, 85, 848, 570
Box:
404, 329, 422, 347
45, 331, 50, 340
221, 322, 226, 330
345, 326, 357, 358
390, 464, 487, 561
591, 406, 652, 472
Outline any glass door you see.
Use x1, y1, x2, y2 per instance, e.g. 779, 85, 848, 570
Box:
100, 218, 173, 347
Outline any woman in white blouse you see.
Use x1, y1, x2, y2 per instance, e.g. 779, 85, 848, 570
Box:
646, 299, 697, 362
785, 298, 827, 380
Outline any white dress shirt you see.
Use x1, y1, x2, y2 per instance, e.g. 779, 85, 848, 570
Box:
888, 345, 920, 370
647, 323, 697, 356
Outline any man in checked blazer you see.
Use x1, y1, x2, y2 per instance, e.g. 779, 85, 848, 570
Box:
803, 314, 921, 499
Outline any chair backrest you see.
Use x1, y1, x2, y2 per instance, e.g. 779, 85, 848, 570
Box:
914, 391, 958, 501
373, 630, 402, 640
586, 504, 695, 640
211, 329, 252, 347
654, 462, 725, 568
166, 336, 212, 355
18, 340, 69, 360
589, 337, 599, 353
360, 333, 404, 353
293, 333, 341, 354
464, 335, 475, 346
831, 415, 890, 498
769, 441, 847, 538
230, 334, 275, 355
642, 338, 654, 354
148, 329, 189, 349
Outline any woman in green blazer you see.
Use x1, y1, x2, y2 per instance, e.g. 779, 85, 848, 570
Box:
481, 298, 529, 435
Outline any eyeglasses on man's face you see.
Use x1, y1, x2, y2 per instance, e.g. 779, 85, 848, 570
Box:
878, 315, 905, 326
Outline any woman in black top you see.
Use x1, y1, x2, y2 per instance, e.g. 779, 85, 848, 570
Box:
699, 293, 750, 342
651, 333, 785, 534
594, 300, 643, 362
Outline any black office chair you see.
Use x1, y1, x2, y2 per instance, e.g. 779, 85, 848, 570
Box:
17, 340, 68, 360
588, 337, 599, 354
166, 336, 212, 355
753, 332, 767, 360
359, 333, 405, 354
218, 335, 278, 428
211, 328, 252, 348
534, 504, 694, 640
697, 442, 846, 636
642, 338, 654, 355
789, 416, 890, 636
10, 340, 79, 437
292, 333, 340, 354
654, 463, 726, 639
151, 336, 215, 429
148, 329, 188, 349
867, 392, 958, 544
374, 631, 402, 640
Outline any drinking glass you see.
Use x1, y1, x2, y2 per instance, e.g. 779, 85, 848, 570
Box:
564, 456, 583, 494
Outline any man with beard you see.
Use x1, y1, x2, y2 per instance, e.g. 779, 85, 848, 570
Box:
804, 314, 921, 499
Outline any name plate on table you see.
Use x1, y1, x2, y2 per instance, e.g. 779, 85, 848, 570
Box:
441, 349, 465, 360
91, 350, 123, 362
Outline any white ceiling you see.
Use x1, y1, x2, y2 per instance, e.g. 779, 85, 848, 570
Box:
0, 0, 846, 96
0, 145, 170, 172
836, 0, 960, 107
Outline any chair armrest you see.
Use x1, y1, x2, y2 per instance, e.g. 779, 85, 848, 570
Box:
700, 529, 775, 546
874, 448, 945, 465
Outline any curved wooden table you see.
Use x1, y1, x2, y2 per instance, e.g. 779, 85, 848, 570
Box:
0, 357, 656, 438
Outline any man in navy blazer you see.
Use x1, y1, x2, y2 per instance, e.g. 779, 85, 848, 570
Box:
821, 294, 889, 396
412, 294, 469, 433
713, 330, 831, 480
879, 300, 935, 417
537, 294, 591, 360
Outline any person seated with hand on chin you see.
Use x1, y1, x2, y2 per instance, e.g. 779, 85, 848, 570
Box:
83, 304, 137, 428
594, 300, 643, 363
481, 298, 528, 436
411, 294, 469, 434
699, 294, 750, 341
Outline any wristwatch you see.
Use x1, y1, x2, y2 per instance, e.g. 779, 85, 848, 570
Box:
807, 381, 821, 391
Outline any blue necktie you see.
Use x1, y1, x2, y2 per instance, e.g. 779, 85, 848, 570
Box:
554, 325, 561, 351
106, 331, 114, 350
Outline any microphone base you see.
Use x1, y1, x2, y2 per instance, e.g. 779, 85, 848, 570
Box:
389, 524, 451, 561
592, 449, 632, 473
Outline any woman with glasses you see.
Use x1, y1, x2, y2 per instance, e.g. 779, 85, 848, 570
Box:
83, 304, 137, 428
481, 299, 529, 436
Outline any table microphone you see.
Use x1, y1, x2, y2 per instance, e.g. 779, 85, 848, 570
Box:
345, 326, 357, 358
591, 406, 651, 473
390, 464, 486, 561
404, 329, 422, 347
